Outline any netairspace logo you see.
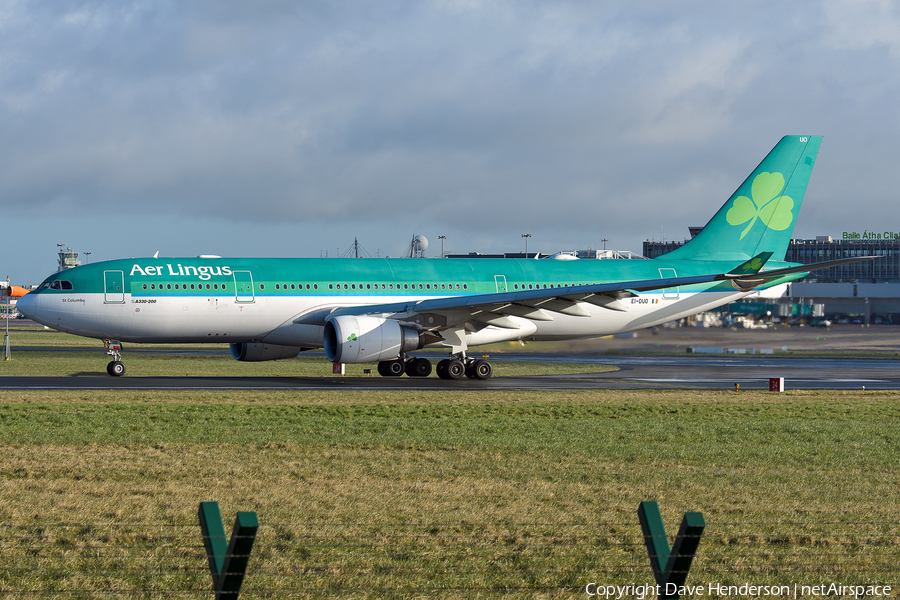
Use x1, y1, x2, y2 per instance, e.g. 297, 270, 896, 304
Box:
584, 582, 892, 598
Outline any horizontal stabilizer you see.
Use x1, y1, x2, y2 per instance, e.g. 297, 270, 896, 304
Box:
727, 252, 773, 276
723, 256, 877, 281
722, 256, 878, 291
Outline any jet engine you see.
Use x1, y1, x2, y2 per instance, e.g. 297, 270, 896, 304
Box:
230, 342, 303, 362
324, 315, 423, 364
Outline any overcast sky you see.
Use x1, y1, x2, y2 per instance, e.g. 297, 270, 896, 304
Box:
3, 0, 899, 283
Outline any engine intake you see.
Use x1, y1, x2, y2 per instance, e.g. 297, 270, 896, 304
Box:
324, 315, 423, 363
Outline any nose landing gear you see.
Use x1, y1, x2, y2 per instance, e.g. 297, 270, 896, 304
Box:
104, 339, 126, 377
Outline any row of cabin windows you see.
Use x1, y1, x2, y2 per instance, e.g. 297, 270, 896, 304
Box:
269, 283, 595, 291
139, 281, 593, 293
515, 283, 597, 289
272, 283, 319, 290
143, 283, 225, 291
515, 283, 569, 290
326, 283, 466, 291
267, 283, 470, 291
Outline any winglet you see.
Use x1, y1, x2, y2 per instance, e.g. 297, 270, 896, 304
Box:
726, 252, 773, 276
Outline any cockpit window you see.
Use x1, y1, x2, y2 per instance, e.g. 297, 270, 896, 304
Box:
47, 280, 73, 291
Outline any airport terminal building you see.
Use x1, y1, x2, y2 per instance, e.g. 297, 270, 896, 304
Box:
644, 230, 900, 323
645, 233, 899, 282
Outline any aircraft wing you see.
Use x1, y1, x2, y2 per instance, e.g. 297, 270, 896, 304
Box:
329, 273, 717, 323
295, 271, 724, 329
295, 255, 876, 331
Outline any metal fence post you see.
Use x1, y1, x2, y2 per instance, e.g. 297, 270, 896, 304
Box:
199, 502, 258, 599
638, 501, 705, 600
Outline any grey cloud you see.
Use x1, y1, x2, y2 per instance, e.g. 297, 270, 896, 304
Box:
3, 1, 900, 282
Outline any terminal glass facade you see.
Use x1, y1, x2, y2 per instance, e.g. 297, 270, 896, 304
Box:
643, 234, 900, 283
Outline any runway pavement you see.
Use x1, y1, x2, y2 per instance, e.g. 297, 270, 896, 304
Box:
4, 322, 900, 390
2, 354, 898, 391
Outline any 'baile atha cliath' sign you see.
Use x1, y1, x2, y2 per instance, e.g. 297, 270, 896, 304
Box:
842, 231, 900, 240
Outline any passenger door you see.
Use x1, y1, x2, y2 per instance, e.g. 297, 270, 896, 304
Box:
233, 270, 255, 303
104, 270, 125, 304
658, 268, 679, 300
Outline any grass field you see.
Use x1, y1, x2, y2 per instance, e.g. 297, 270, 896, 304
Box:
1, 383, 898, 598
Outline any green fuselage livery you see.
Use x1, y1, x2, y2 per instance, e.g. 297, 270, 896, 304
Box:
20, 136, 860, 379
24, 254, 781, 343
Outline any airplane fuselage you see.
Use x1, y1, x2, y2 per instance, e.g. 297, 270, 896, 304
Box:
17, 136, 829, 378
20, 255, 782, 347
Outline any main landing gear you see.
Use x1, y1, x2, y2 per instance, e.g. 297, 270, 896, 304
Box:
376, 354, 493, 380
104, 339, 126, 377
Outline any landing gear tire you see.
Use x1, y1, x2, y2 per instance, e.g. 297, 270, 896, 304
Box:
379, 359, 405, 377
446, 358, 466, 380
406, 357, 432, 377
466, 359, 492, 380
107, 360, 126, 377
438, 358, 469, 380
436, 359, 449, 379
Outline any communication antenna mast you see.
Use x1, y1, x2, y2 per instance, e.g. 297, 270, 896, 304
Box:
404, 234, 429, 258
339, 238, 372, 258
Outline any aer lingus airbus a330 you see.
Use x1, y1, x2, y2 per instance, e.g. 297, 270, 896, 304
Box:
18, 135, 871, 378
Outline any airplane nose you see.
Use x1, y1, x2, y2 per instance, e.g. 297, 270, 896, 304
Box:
16, 292, 35, 320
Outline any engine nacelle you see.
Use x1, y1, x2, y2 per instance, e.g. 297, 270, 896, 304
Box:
324, 315, 423, 364
230, 342, 303, 362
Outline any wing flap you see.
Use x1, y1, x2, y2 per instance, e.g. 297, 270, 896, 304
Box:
488, 303, 555, 321
471, 313, 523, 329
577, 293, 630, 312
525, 297, 592, 317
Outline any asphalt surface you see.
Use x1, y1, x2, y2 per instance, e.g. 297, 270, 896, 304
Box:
2, 354, 898, 391
3, 322, 899, 390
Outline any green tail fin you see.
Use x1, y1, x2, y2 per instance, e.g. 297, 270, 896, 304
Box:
662, 135, 822, 262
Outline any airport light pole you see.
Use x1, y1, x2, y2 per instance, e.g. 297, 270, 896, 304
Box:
84, 252, 91, 263
438, 235, 446, 258
4, 276, 9, 361
522, 233, 531, 257
601, 238, 608, 251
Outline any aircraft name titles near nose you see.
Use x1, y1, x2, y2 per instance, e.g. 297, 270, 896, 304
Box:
129, 263, 234, 281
